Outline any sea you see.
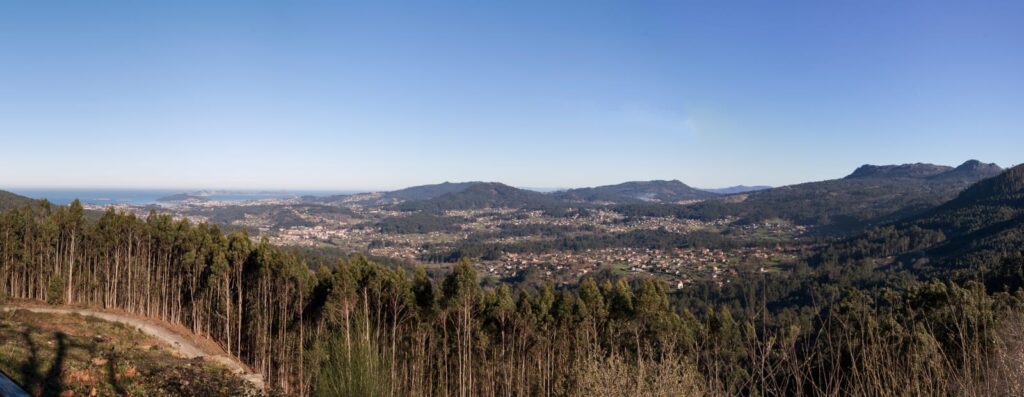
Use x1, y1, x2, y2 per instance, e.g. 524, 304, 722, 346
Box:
6, 189, 364, 206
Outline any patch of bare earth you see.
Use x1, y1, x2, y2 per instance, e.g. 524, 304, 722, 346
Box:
0, 307, 261, 396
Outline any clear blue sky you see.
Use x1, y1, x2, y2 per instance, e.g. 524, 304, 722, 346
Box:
1, 1, 1021, 191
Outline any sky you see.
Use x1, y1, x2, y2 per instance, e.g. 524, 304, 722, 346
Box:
1, 1, 1022, 191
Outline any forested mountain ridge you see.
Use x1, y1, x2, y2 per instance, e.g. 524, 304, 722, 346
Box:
0, 189, 36, 211
386, 181, 482, 201
311, 181, 482, 206
396, 182, 563, 212
674, 163, 1024, 397
684, 160, 1004, 234
553, 180, 718, 204
917, 162, 1024, 231
315, 179, 719, 208
299, 163, 1001, 225
818, 164, 1024, 280
843, 162, 954, 179
840, 160, 1001, 180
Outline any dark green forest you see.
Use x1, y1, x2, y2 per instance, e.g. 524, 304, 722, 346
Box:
552, 180, 717, 203
0, 165, 1023, 396
610, 161, 1002, 235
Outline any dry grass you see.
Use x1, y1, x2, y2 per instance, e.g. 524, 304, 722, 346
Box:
0, 310, 257, 397
573, 348, 706, 397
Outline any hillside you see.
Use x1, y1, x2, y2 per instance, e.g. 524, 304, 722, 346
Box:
554, 180, 717, 204
819, 164, 1024, 280
0, 190, 36, 211
310, 181, 480, 206
688, 160, 1003, 234
386, 181, 480, 201
894, 164, 1024, 271
396, 182, 562, 212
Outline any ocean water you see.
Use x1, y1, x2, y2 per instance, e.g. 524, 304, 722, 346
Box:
6, 189, 363, 206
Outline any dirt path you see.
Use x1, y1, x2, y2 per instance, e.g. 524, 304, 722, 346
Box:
0, 305, 264, 390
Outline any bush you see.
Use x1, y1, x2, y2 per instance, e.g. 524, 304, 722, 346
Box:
47, 276, 65, 305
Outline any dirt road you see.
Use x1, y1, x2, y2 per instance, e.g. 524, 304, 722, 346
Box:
0, 305, 264, 390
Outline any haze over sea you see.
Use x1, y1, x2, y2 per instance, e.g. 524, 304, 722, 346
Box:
7, 189, 364, 206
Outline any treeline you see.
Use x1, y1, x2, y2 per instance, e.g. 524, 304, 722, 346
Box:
4, 200, 1024, 396
0, 201, 310, 394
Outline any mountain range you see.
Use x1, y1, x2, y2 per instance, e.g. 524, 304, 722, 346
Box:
2, 160, 1008, 235
308, 179, 727, 209
685, 160, 1004, 234
373, 160, 1000, 233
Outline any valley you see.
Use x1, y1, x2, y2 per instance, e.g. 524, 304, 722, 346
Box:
62, 161, 994, 290
1, 160, 1021, 396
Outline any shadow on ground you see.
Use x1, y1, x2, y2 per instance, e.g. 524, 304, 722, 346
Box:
19, 330, 67, 396
13, 330, 102, 397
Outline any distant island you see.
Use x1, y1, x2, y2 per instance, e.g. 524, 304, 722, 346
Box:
156, 190, 298, 203
156, 193, 209, 202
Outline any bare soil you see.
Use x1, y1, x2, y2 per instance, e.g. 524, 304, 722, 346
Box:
0, 304, 264, 393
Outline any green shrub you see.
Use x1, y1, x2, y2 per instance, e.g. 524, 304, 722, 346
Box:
47, 276, 65, 305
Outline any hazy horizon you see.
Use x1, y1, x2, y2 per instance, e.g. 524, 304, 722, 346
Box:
2, 181, 755, 193
1, 159, 1011, 193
